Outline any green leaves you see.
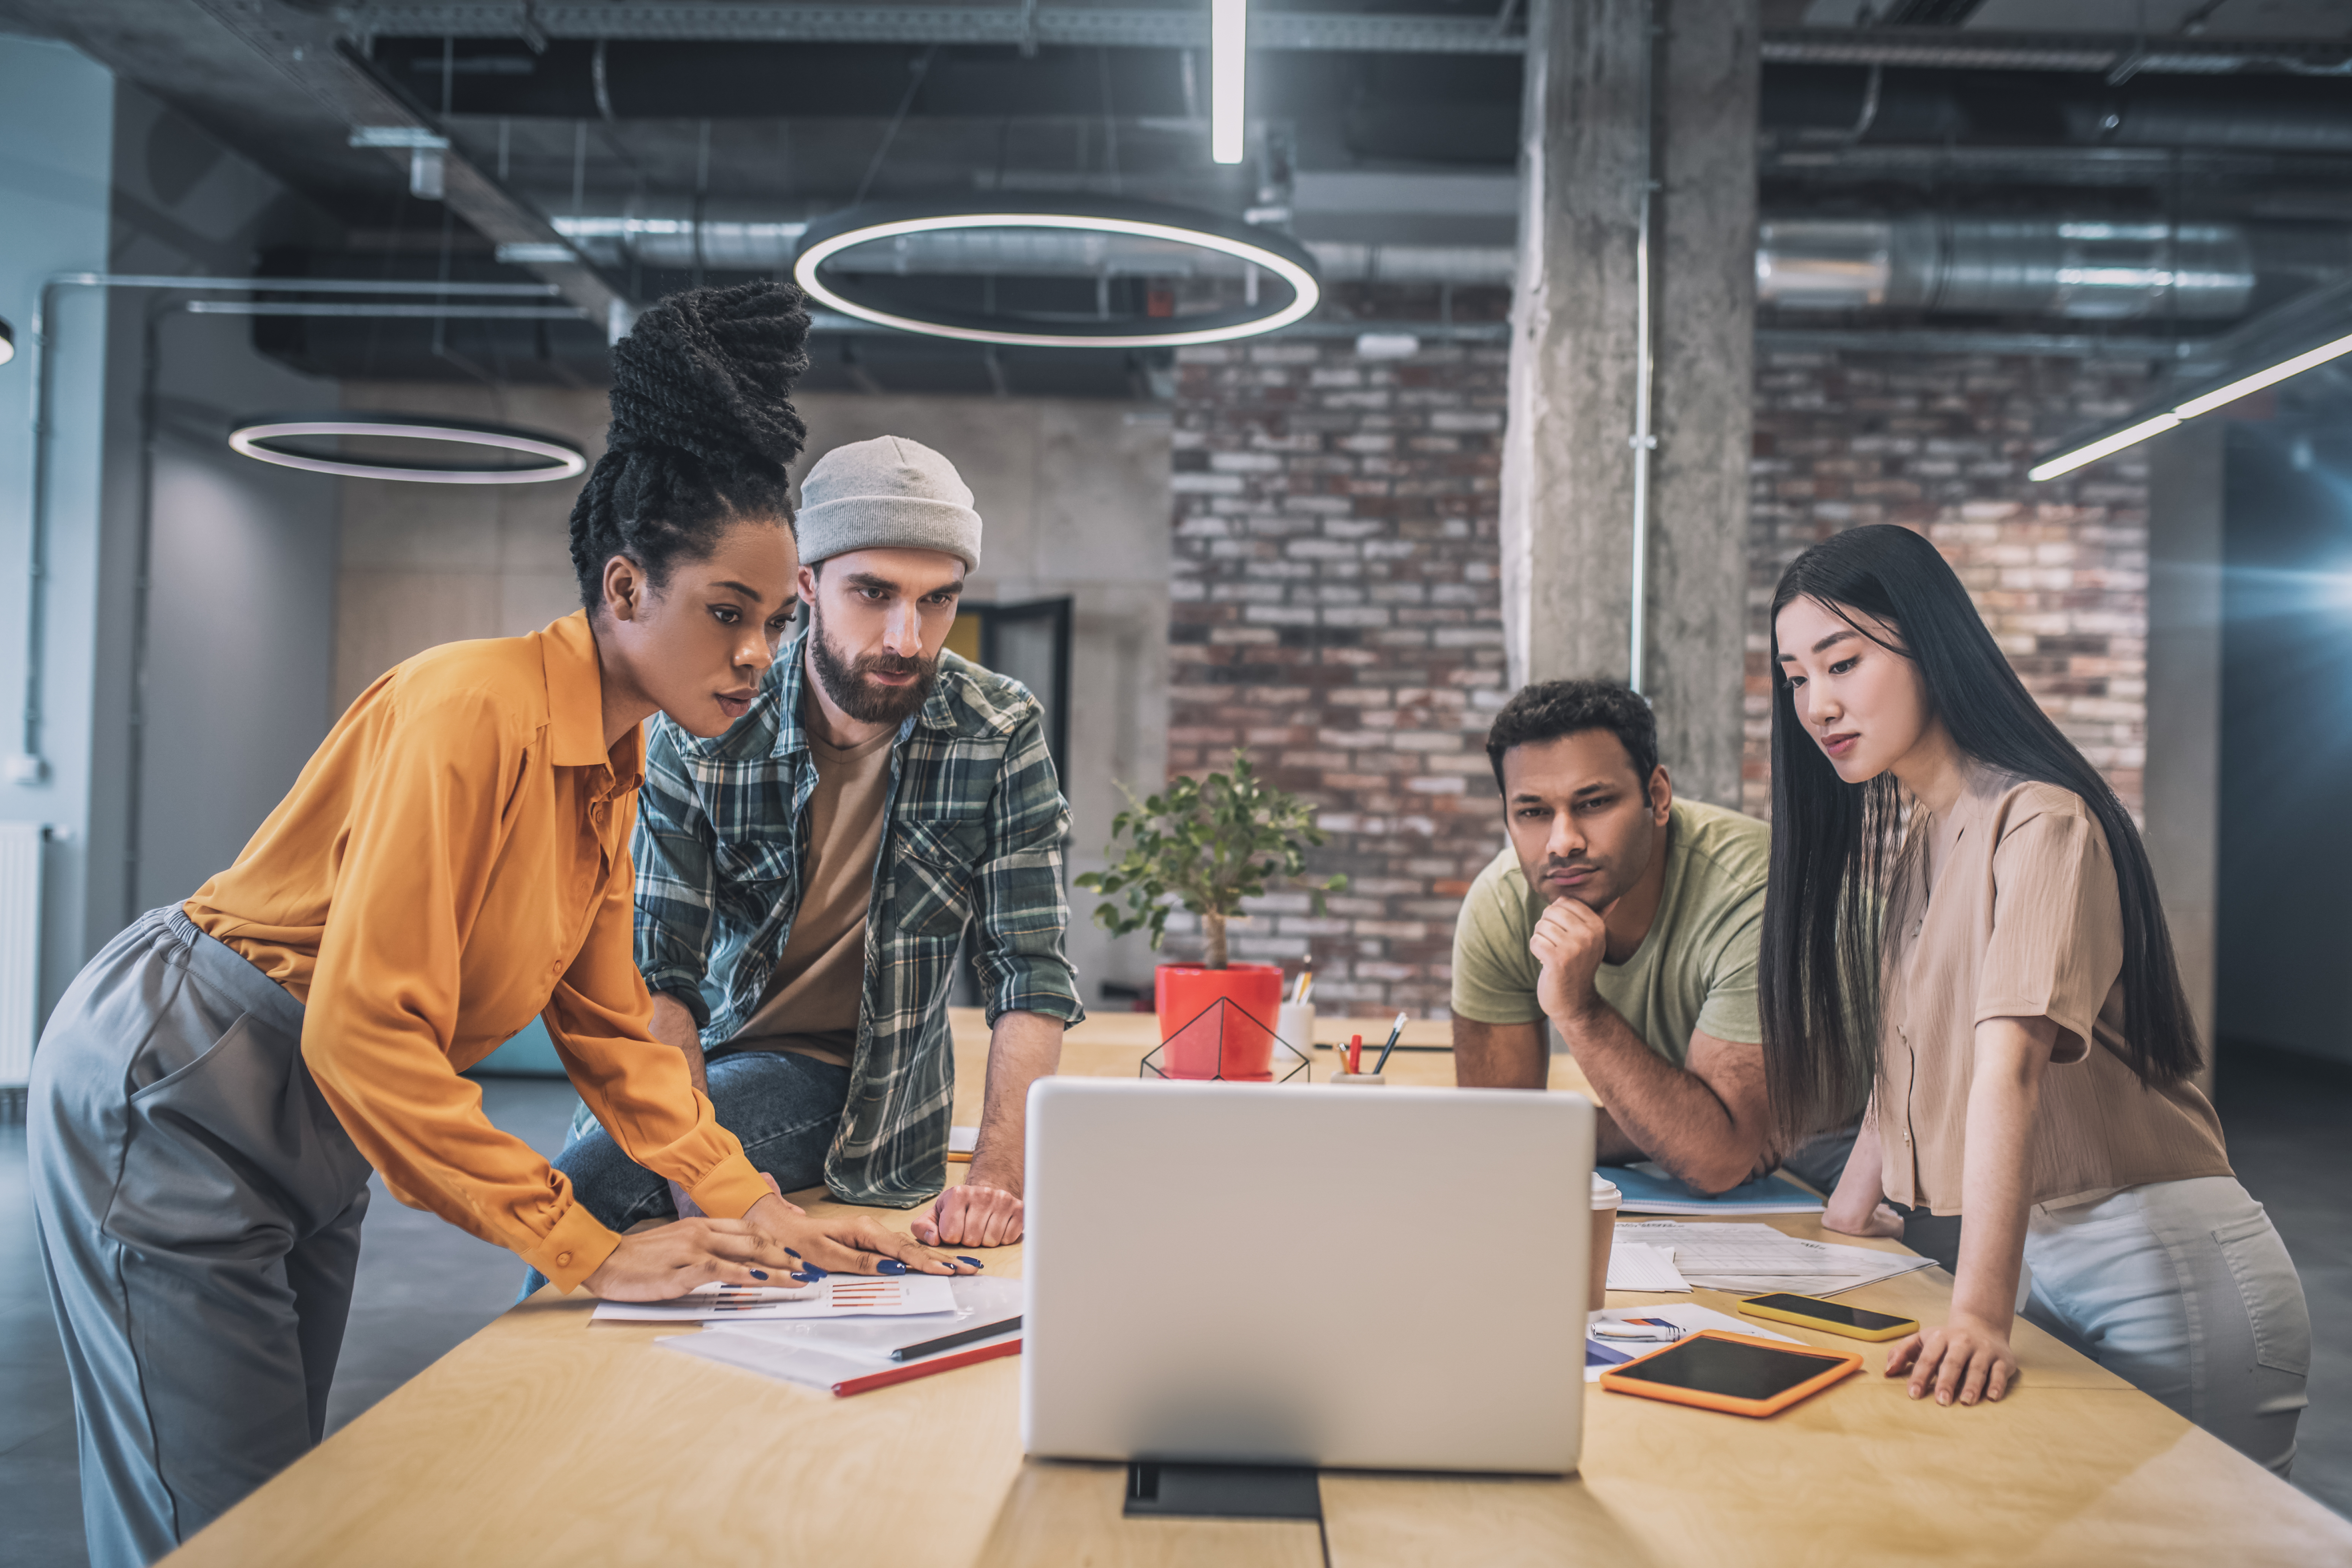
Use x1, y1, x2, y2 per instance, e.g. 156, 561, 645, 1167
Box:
1073, 750, 1348, 967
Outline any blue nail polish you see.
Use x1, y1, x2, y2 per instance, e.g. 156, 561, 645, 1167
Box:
801, 1264, 828, 1279
790, 1272, 816, 1283
875, 1258, 908, 1275
785, 1248, 800, 1259
957, 1257, 985, 1268
750, 1269, 769, 1280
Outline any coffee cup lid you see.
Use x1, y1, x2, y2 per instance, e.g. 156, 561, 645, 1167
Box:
1590, 1173, 1621, 1210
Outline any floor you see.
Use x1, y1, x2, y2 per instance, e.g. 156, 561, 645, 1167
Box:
3, 1057, 2350, 1565
0, 1076, 579, 1568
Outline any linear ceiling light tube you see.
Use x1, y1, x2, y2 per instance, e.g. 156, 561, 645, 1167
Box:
1212, 0, 1247, 164
2027, 413, 2182, 482
2030, 326, 2352, 481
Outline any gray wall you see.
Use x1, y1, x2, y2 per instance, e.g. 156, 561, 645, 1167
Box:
111, 85, 342, 917
0, 38, 342, 1023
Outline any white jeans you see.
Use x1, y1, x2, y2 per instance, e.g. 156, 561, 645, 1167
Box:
2021, 1176, 2310, 1476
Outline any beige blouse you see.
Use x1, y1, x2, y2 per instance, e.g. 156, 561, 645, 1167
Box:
1876, 770, 2230, 1216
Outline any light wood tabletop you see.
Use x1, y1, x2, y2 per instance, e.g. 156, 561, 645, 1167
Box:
166, 1007, 2352, 1567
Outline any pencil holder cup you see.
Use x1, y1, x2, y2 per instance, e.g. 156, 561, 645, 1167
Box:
1329, 1071, 1386, 1086
1277, 1002, 1315, 1059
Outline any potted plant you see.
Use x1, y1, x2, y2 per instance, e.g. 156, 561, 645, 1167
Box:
1076, 750, 1346, 1078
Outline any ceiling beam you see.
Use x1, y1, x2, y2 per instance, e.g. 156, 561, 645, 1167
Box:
340, 6, 2352, 75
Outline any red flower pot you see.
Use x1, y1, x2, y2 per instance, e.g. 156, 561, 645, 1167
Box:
1154, 962, 1285, 1080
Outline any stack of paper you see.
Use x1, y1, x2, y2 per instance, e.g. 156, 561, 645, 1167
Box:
591, 1273, 959, 1323
1604, 1241, 1691, 1293
663, 1275, 1026, 1396
1616, 1220, 1938, 1297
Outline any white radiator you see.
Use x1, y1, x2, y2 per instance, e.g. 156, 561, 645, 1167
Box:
0, 821, 42, 1088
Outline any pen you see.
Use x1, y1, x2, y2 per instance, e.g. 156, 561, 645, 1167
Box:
1345, 1032, 1363, 1076
1371, 1010, 1407, 1074
889, 1315, 1023, 1362
1292, 963, 1312, 1006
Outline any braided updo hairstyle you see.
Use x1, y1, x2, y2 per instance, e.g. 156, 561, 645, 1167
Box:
568, 280, 812, 615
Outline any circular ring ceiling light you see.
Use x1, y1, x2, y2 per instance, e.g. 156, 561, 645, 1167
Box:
794, 199, 1321, 349
228, 411, 588, 484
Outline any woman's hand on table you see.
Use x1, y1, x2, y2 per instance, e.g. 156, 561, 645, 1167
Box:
1885, 1312, 2019, 1407
743, 1193, 978, 1279
913, 1181, 1022, 1249
579, 1215, 804, 1301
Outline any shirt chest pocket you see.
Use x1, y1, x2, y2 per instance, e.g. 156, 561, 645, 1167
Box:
713, 831, 798, 901
888, 818, 983, 939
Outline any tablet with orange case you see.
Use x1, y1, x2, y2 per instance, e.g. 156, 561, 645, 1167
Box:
1597, 1329, 1864, 1418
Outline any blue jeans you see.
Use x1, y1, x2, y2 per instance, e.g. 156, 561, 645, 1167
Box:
517, 1050, 851, 1300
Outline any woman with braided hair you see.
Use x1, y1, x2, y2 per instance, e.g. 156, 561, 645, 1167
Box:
28, 281, 973, 1568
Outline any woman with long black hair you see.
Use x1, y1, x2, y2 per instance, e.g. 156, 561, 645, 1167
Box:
28, 282, 969, 1568
1761, 523, 2308, 1473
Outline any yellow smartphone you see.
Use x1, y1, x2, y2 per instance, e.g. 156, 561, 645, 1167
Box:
1737, 1292, 1919, 1342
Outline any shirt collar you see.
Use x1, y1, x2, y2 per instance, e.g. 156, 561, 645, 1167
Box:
538, 610, 642, 787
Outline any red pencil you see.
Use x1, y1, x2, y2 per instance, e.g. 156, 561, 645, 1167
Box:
827, 1337, 1022, 1397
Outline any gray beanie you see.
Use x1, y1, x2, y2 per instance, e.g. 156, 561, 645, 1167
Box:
794, 435, 982, 572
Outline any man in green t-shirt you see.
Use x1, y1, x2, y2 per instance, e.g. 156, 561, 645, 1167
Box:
1452, 679, 1853, 1195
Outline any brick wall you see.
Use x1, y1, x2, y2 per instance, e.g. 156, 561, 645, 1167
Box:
1747, 351, 2160, 819
1160, 336, 2158, 1017
1162, 326, 1513, 1015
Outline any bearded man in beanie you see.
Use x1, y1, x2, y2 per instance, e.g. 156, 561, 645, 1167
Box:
530, 435, 1080, 1274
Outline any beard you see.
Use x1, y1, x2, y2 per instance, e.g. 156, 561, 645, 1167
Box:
807, 601, 939, 725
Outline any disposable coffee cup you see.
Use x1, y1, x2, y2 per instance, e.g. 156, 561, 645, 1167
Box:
1589, 1173, 1621, 1312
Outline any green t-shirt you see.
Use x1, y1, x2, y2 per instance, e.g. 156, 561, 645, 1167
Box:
1449, 798, 1769, 1065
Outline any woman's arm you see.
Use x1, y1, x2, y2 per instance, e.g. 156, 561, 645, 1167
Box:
1822, 1103, 1904, 1237
1883, 1015, 2056, 1405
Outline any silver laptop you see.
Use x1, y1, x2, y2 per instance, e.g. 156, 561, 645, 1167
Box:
1021, 1077, 1594, 1475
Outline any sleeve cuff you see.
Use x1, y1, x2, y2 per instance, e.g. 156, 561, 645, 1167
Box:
689, 1153, 776, 1219
521, 1199, 623, 1294
985, 988, 1084, 1028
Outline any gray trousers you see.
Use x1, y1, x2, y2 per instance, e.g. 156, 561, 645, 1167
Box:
28, 907, 371, 1568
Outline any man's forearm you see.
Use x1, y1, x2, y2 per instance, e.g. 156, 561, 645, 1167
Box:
649, 992, 711, 1094
970, 1010, 1063, 1193
1553, 1003, 1751, 1193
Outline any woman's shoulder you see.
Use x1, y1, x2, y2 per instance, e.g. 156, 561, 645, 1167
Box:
1969, 774, 2110, 857
379, 633, 548, 741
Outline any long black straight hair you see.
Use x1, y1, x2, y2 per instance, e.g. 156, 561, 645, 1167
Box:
1758, 525, 2201, 1141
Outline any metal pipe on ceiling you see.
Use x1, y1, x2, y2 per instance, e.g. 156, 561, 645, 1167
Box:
1756, 217, 2255, 322
536, 208, 2261, 322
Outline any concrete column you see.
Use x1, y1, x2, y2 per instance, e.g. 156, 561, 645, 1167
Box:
2144, 420, 2224, 1092
1500, 0, 1758, 806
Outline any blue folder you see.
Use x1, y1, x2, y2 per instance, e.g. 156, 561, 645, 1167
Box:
1598, 1161, 1825, 1214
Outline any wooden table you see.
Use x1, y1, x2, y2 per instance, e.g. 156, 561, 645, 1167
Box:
167, 1009, 2352, 1566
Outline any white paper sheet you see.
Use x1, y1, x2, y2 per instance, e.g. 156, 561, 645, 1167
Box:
698, 1274, 1023, 1360
592, 1273, 959, 1323
1604, 1241, 1691, 1293
1583, 1304, 1802, 1382
948, 1125, 979, 1154
1613, 1220, 1938, 1297
660, 1323, 1021, 1394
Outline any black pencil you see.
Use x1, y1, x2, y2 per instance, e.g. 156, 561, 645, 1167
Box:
889, 1315, 1023, 1362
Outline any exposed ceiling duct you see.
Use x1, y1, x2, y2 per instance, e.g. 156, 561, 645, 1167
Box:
532, 208, 2257, 322
1756, 218, 2254, 321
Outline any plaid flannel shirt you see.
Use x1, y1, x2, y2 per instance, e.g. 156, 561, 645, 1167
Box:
633, 629, 1083, 1206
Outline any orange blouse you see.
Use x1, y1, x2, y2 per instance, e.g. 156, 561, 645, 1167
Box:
185, 612, 769, 1290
